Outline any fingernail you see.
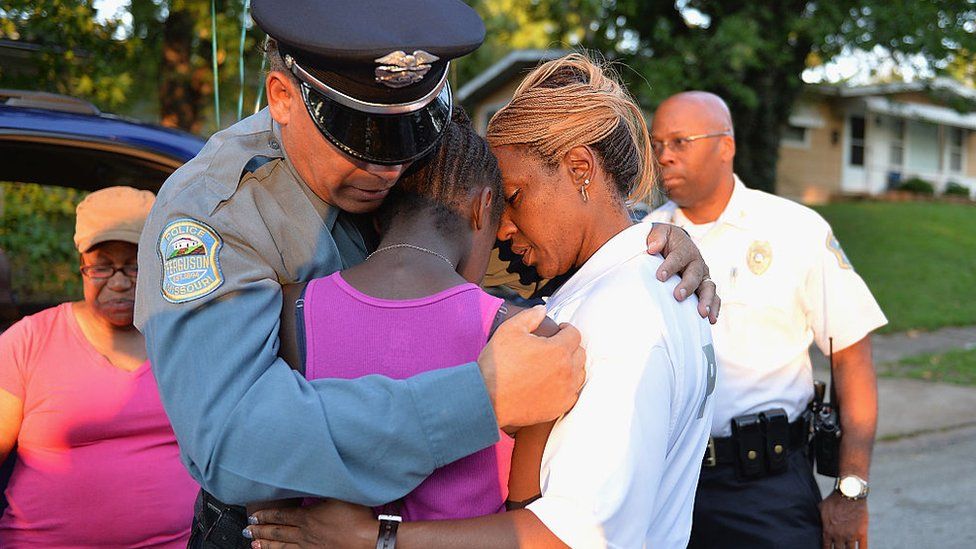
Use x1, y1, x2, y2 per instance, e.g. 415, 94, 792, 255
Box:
706, 305, 711, 315
679, 288, 687, 299
252, 542, 262, 549
658, 270, 668, 281
242, 527, 253, 540
248, 515, 259, 525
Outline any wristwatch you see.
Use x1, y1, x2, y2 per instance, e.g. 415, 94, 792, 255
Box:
835, 474, 870, 500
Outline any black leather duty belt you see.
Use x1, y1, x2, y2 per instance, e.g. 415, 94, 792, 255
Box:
703, 409, 809, 479
191, 489, 250, 549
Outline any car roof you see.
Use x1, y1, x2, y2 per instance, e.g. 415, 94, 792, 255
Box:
0, 90, 206, 192
0, 90, 204, 162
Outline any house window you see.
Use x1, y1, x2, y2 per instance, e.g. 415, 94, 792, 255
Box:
781, 124, 808, 147
889, 119, 905, 167
949, 127, 964, 173
849, 116, 865, 166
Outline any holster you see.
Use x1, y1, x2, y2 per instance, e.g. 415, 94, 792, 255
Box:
731, 414, 765, 479
760, 408, 790, 475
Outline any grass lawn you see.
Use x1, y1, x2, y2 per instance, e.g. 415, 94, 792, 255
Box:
813, 201, 976, 333
881, 347, 976, 386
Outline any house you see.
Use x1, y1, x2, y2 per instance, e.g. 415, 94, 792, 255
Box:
779, 78, 976, 202
459, 49, 976, 204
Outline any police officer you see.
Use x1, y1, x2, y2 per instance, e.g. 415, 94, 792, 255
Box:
648, 91, 886, 549
135, 1, 716, 547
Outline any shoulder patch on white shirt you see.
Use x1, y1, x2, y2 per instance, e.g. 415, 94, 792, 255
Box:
826, 231, 853, 270
158, 218, 224, 303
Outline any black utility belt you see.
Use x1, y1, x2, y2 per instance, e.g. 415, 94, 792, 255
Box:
193, 489, 250, 549
703, 408, 809, 480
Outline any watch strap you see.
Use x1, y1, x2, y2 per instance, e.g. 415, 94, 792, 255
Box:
376, 514, 402, 549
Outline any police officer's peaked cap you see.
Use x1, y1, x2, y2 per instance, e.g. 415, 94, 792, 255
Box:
251, 0, 485, 165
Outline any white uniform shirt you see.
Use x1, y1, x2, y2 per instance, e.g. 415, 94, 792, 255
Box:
646, 176, 887, 436
527, 224, 716, 549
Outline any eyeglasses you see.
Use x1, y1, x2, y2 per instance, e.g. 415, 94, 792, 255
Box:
80, 264, 138, 280
651, 130, 732, 156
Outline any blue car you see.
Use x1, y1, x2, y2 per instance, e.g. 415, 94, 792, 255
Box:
0, 89, 204, 193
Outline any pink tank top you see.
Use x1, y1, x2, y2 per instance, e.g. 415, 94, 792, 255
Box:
302, 272, 513, 521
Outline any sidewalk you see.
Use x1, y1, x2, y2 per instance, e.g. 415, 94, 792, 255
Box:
811, 324, 976, 439
809, 326, 976, 547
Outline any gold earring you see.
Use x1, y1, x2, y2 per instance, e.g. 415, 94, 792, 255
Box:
580, 178, 590, 202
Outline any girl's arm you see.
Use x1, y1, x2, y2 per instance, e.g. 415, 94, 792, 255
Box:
278, 282, 308, 373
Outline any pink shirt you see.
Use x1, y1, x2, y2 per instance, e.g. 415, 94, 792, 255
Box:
0, 303, 198, 548
303, 273, 513, 521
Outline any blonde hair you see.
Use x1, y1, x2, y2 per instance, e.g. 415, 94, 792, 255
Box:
486, 52, 655, 204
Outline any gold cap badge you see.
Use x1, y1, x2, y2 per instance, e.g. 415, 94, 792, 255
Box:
374, 50, 440, 88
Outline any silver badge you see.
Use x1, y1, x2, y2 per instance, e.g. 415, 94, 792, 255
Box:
374, 50, 440, 88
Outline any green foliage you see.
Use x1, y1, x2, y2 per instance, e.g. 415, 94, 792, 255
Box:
944, 181, 972, 197
0, 0, 133, 110
886, 348, 976, 386
0, 0, 266, 133
814, 201, 976, 333
899, 177, 936, 195
500, 1, 976, 193
0, 183, 86, 304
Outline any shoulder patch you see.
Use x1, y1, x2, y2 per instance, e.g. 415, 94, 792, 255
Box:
158, 218, 224, 303
826, 231, 853, 270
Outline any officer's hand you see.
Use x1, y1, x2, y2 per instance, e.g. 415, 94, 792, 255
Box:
478, 305, 585, 429
247, 499, 374, 549
646, 222, 720, 324
820, 492, 868, 549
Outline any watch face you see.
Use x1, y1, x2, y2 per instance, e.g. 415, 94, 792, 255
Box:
839, 476, 863, 497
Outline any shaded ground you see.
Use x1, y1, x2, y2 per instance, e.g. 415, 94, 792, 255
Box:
815, 426, 976, 548
809, 324, 976, 546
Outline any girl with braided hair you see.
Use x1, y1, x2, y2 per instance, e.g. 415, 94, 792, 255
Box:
250, 53, 715, 549
260, 106, 557, 524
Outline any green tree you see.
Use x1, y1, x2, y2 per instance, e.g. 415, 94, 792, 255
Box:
1, 0, 265, 134
0, 1, 133, 110
522, 0, 976, 193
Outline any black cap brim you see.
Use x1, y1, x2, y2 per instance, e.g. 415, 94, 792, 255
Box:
300, 81, 452, 166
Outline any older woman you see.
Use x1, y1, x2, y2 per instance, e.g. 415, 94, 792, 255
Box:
0, 187, 199, 547
249, 53, 716, 549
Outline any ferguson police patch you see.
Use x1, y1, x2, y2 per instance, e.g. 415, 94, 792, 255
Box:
158, 218, 224, 303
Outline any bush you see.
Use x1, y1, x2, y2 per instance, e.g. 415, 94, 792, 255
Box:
899, 177, 935, 195
944, 181, 972, 198
0, 182, 86, 304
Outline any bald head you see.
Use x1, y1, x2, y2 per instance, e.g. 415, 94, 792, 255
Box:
651, 91, 736, 219
658, 91, 733, 135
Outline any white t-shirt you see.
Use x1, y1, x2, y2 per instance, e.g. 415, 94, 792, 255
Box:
527, 224, 716, 549
646, 176, 887, 436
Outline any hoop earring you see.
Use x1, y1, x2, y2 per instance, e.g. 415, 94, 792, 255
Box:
580, 178, 590, 203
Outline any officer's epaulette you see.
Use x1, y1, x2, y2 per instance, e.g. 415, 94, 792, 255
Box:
239, 155, 278, 183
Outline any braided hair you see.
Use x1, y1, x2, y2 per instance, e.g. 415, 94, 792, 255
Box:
377, 107, 504, 234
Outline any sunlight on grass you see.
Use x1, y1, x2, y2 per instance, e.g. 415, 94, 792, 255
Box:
814, 202, 976, 333
882, 347, 976, 386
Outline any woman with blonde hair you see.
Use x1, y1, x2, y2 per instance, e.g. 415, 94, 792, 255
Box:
249, 52, 716, 549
